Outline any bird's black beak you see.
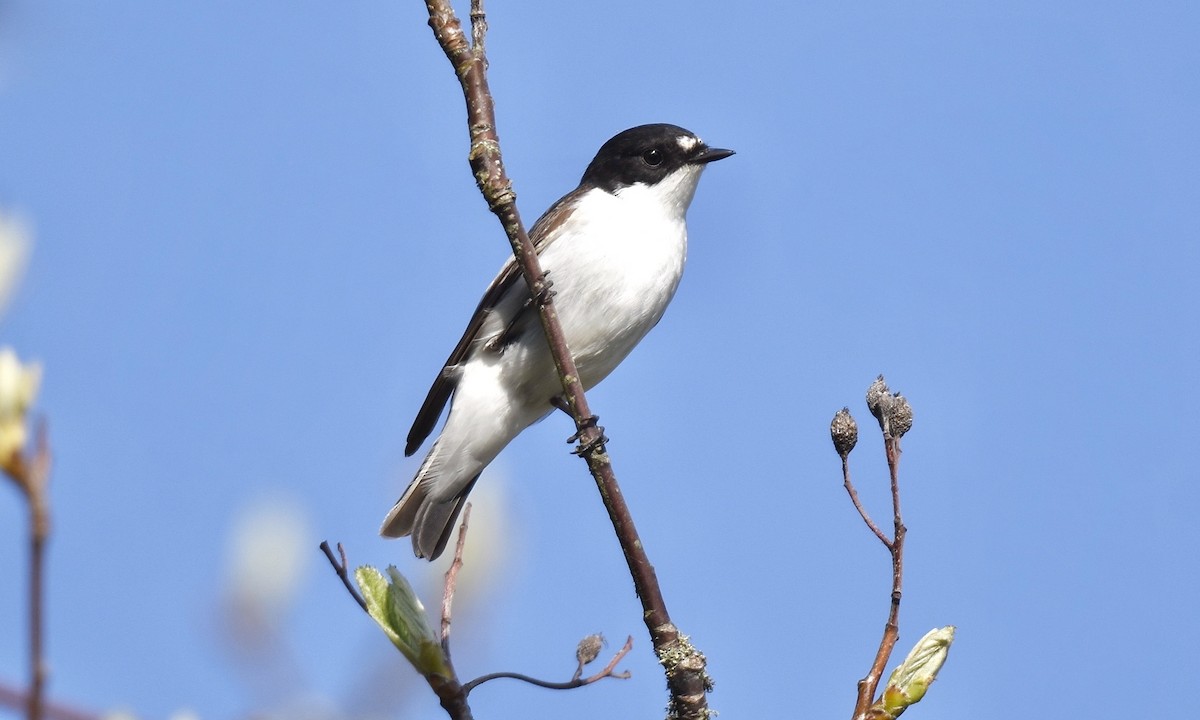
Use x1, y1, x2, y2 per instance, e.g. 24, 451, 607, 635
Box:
692, 145, 735, 164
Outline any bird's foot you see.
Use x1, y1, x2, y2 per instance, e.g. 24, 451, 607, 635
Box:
531, 272, 556, 308
569, 415, 607, 454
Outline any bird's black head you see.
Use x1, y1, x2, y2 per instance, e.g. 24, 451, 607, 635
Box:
580, 123, 734, 193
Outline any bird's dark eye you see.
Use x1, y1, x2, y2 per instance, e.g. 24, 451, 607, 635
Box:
641, 148, 663, 166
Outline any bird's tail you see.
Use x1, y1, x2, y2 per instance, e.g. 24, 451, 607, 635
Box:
380, 439, 481, 561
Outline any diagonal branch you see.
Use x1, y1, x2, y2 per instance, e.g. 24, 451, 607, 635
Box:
318, 541, 368, 612
841, 455, 892, 549
420, 2, 711, 717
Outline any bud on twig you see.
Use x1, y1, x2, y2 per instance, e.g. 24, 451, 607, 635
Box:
0, 347, 41, 465
355, 565, 450, 678
872, 626, 955, 717
865, 375, 914, 439
576, 633, 605, 667
866, 375, 891, 428
889, 394, 913, 439
830, 408, 858, 457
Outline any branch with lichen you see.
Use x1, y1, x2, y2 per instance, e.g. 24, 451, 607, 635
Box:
832, 375, 954, 719
418, 1, 713, 717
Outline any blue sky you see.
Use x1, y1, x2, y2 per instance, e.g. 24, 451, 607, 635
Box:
1, 2, 1198, 718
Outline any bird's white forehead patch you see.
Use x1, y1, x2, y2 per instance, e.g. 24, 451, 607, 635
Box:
676, 135, 700, 152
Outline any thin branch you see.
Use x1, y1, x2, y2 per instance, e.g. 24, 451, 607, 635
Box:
318, 541, 368, 613
576, 635, 633, 684
462, 635, 634, 695
3, 421, 52, 720
441, 503, 472, 656
841, 454, 892, 549
852, 435, 906, 720
419, 2, 710, 716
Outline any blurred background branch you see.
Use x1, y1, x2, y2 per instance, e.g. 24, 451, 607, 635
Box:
0, 210, 52, 720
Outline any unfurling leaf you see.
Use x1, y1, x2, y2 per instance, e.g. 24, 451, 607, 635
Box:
872, 626, 955, 718
356, 565, 450, 677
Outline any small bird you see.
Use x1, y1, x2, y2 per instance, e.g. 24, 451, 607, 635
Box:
382, 123, 733, 559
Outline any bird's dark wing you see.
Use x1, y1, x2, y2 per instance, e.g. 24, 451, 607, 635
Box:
404, 189, 582, 456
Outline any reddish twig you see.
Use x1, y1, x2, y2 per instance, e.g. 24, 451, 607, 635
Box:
441, 503, 472, 656
851, 435, 906, 720
841, 454, 891, 549
419, 2, 710, 716
3, 421, 52, 720
462, 635, 634, 695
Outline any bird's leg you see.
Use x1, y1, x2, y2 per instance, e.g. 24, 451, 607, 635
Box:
550, 394, 572, 416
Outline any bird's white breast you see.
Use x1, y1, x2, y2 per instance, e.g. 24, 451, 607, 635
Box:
537, 183, 690, 387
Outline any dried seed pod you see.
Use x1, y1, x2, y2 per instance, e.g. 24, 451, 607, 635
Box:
890, 394, 913, 438
830, 407, 858, 457
576, 633, 605, 667
866, 375, 892, 430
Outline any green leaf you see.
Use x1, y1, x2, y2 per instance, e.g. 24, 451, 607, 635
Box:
355, 565, 450, 677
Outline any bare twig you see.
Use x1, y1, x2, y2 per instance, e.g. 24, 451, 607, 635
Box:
852, 435, 906, 720
419, 2, 710, 716
841, 454, 891, 549
462, 635, 634, 695
3, 421, 52, 720
441, 503, 472, 656
318, 541, 368, 613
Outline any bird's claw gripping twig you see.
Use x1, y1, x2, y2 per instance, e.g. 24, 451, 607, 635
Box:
569, 415, 607, 454
531, 272, 556, 307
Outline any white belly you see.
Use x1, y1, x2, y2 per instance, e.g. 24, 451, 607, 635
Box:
537, 186, 688, 387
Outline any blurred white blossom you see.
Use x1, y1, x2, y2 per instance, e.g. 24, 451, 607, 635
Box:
0, 346, 41, 460
0, 209, 31, 316
223, 492, 312, 626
